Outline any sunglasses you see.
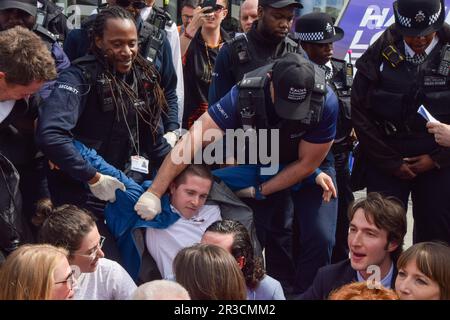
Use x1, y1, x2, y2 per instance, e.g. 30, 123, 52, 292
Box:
204, 4, 225, 14
116, 0, 147, 9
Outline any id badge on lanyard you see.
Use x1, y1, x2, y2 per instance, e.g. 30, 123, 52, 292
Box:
131, 155, 149, 174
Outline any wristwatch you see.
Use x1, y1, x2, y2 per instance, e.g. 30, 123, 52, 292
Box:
255, 184, 266, 200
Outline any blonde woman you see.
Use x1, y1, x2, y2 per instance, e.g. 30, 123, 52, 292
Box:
0, 244, 74, 300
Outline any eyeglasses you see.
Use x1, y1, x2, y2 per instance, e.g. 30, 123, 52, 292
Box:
73, 236, 106, 261
54, 269, 76, 289
214, 4, 225, 11
182, 14, 194, 20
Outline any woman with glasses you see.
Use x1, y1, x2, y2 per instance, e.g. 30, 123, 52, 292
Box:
0, 244, 74, 300
35, 200, 137, 300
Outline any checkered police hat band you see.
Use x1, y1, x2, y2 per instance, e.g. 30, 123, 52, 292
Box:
397, 3, 442, 28
297, 32, 324, 42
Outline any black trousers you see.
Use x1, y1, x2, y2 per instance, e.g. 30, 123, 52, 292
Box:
366, 163, 450, 245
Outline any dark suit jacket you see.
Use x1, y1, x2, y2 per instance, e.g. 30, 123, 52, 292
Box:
298, 259, 397, 300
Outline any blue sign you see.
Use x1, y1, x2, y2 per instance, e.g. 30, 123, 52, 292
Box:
335, 0, 450, 63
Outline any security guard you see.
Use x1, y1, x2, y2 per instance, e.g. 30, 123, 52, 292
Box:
352, 0, 450, 244
63, 2, 180, 146
296, 12, 354, 264
205, 0, 302, 292
208, 0, 302, 105
36, 6, 171, 259
134, 53, 338, 294
36, 0, 70, 43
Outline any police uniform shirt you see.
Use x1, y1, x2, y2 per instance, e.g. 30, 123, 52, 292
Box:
208, 85, 338, 145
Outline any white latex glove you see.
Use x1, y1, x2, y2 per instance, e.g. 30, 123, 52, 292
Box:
315, 172, 337, 202
163, 131, 178, 148
88, 174, 126, 202
134, 191, 162, 221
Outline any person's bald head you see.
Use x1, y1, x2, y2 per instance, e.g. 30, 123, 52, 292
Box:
240, 0, 258, 33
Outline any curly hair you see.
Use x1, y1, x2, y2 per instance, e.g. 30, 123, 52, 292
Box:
0, 26, 56, 85
205, 219, 265, 289
329, 281, 399, 300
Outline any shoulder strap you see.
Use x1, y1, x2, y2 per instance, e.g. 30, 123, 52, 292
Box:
33, 24, 57, 44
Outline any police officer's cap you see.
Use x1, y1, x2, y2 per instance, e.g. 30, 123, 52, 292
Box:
0, 0, 37, 17
295, 12, 344, 44
272, 53, 315, 121
259, 0, 303, 9
393, 0, 445, 37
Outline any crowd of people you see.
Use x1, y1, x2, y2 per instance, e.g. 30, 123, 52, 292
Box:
0, 0, 449, 301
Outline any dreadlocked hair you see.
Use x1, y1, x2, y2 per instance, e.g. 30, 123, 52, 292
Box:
90, 5, 168, 137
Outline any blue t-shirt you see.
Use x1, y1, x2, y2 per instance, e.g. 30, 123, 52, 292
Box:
208, 85, 338, 144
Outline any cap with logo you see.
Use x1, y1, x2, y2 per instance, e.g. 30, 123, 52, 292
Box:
393, 0, 445, 37
272, 53, 315, 120
295, 12, 344, 44
258, 0, 303, 9
0, 0, 37, 17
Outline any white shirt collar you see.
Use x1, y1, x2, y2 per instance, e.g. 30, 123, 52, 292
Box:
356, 262, 395, 289
140, 6, 152, 21
0, 100, 15, 124
404, 35, 439, 57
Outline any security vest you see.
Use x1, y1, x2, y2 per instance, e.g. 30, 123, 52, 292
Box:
139, 7, 172, 64
237, 61, 326, 163
71, 56, 159, 170
369, 39, 450, 155
329, 58, 353, 153
228, 32, 300, 82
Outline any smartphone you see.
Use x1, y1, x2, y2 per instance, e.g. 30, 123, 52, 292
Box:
201, 0, 217, 13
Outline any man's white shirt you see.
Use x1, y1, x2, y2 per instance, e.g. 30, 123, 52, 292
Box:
145, 204, 221, 279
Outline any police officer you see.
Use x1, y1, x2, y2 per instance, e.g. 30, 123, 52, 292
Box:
0, 0, 70, 99
64, 1, 181, 147
36, 0, 70, 43
134, 53, 338, 294
0, 26, 57, 260
352, 0, 450, 244
205, 0, 302, 292
36, 6, 171, 259
295, 12, 354, 264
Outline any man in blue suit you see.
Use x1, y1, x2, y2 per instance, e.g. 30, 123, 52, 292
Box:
298, 192, 407, 300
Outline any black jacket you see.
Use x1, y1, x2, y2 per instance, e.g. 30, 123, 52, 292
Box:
0, 153, 32, 258
351, 23, 450, 172
298, 259, 398, 300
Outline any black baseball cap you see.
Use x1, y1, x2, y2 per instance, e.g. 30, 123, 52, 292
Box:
272, 53, 315, 120
259, 0, 303, 9
0, 0, 37, 17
